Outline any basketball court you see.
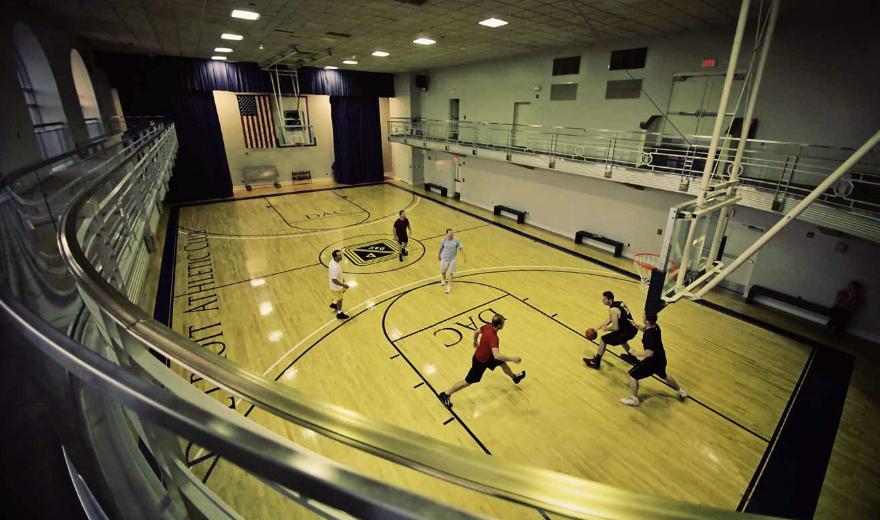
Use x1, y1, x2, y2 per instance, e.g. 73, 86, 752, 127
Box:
165, 181, 816, 517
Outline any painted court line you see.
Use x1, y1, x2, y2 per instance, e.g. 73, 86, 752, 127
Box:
176, 193, 420, 240
261, 265, 629, 377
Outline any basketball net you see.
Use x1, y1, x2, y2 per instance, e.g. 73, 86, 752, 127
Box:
632, 253, 678, 294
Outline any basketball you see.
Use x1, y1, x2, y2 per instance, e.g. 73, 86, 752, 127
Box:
585, 328, 597, 340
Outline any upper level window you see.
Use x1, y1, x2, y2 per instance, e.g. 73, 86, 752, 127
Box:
12, 22, 73, 159
71, 49, 104, 139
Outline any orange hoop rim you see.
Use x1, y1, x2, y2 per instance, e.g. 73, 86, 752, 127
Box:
632, 253, 680, 273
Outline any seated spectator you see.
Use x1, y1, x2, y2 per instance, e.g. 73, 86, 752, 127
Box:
827, 281, 863, 334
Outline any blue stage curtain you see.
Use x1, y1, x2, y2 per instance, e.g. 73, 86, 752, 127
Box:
105, 67, 234, 201
98, 53, 393, 199
98, 53, 272, 94
164, 93, 233, 202
329, 96, 384, 184
297, 67, 394, 97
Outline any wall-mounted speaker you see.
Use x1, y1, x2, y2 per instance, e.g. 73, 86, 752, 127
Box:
415, 74, 429, 91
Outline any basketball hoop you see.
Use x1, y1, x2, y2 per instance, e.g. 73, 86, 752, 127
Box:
632, 253, 679, 294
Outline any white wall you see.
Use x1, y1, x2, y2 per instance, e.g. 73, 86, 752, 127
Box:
732, 205, 880, 341
408, 16, 879, 149
215, 91, 394, 188
378, 97, 392, 174
389, 73, 415, 183
214, 91, 335, 187
421, 151, 880, 341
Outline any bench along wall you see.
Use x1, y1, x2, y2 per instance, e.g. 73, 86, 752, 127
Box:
421, 150, 880, 342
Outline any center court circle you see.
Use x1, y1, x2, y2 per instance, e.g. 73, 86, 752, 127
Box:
318, 234, 426, 274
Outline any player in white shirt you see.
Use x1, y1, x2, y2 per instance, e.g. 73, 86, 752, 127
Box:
328, 250, 350, 319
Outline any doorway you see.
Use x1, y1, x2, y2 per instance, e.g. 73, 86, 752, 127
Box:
449, 99, 459, 141
664, 72, 745, 138
719, 221, 764, 296
512, 101, 531, 149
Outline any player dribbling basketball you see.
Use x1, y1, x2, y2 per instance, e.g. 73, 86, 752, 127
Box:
584, 291, 640, 369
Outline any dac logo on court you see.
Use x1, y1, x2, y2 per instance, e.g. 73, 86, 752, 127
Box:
343, 239, 399, 266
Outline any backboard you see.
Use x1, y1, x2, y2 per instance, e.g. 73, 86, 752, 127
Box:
645, 190, 739, 312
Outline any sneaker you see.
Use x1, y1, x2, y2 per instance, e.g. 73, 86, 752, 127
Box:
329, 302, 338, 311
438, 392, 452, 408
583, 357, 601, 370
440, 279, 447, 286
403, 249, 409, 256
336, 312, 349, 320
445, 285, 451, 294
621, 353, 639, 365
677, 389, 688, 401
620, 396, 640, 407
399, 253, 404, 262
512, 371, 526, 385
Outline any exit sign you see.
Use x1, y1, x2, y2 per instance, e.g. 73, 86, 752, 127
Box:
702, 58, 717, 68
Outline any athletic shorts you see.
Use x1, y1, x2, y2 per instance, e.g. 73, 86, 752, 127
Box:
602, 329, 637, 346
465, 355, 502, 384
396, 233, 408, 244
329, 289, 345, 302
628, 359, 667, 380
440, 258, 457, 274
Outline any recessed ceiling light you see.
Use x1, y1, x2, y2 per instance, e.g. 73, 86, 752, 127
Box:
231, 9, 260, 20
342, 59, 358, 65
372, 50, 390, 57
211, 56, 227, 61
413, 37, 436, 45
214, 47, 233, 53
479, 17, 508, 28
324, 65, 338, 70
221, 33, 243, 41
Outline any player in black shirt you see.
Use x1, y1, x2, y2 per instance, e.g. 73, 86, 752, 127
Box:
393, 210, 412, 261
584, 291, 640, 369
620, 313, 687, 407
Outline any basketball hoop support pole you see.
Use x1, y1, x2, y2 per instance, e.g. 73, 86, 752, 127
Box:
706, 0, 782, 265
694, 128, 880, 299
676, 0, 752, 290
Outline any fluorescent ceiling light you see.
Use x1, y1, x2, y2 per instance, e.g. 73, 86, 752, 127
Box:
211, 56, 227, 60
221, 33, 243, 41
372, 50, 390, 57
342, 59, 358, 64
324, 65, 338, 70
413, 37, 436, 45
231, 9, 260, 20
479, 17, 508, 28
214, 47, 233, 53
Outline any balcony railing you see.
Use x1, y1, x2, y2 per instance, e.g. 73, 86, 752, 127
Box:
389, 118, 880, 221
0, 119, 760, 517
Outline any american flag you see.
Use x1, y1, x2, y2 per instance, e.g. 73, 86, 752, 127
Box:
237, 95, 276, 148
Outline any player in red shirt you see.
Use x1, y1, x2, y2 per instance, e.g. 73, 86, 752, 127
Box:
438, 314, 526, 408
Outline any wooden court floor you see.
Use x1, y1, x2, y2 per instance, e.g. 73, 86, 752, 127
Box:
161, 182, 835, 518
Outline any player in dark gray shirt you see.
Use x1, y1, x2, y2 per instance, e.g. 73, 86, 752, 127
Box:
620, 313, 687, 407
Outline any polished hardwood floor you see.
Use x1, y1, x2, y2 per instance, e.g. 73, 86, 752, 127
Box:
135, 180, 876, 519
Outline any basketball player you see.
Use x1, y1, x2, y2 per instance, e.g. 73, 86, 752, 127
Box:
328, 249, 349, 319
620, 313, 687, 407
438, 314, 525, 408
438, 228, 465, 294
584, 291, 640, 369
393, 210, 412, 261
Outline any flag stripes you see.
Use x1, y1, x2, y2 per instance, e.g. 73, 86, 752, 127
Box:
237, 94, 276, 148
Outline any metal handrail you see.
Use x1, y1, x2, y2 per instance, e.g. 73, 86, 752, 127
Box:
56, 126, 757, 518
407, 117, 875, 152
390, 117, 880, 218
0, 294, 478, 520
